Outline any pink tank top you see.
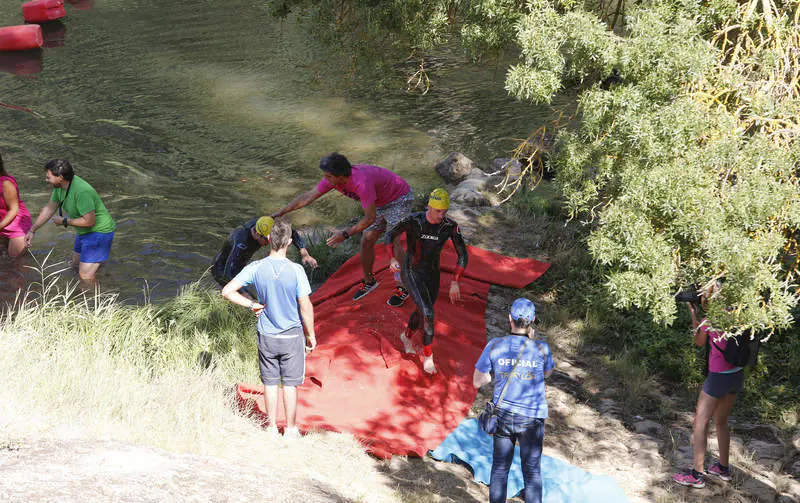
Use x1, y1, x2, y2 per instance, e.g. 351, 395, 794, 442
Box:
0, 175, 32, 235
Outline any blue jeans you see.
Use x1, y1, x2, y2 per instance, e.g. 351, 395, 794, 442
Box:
490, 410, 545, 503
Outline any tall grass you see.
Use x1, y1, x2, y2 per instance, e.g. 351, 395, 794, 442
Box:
0, 257, 397, 502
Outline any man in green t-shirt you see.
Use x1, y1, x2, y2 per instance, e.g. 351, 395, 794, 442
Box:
26, 159, 116, 283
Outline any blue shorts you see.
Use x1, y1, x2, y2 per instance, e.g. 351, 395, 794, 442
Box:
702, 370, 744, 398
73, 231, 114, 263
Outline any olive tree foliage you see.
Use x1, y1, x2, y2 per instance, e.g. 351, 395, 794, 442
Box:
509, 0, 800, 332
265, 0, 800, 333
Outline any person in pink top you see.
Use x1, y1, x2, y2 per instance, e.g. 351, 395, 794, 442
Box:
674, 285, 744, 489
273, 153, 414, 302
0, 154, 33, 258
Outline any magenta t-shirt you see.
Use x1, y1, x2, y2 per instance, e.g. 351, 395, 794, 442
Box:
0, 175, 32, 237
699, 320, 741, 373
315, 164, 410, 209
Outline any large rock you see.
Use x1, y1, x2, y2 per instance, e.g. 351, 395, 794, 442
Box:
435, 152, 474, 184
741, 473, 777, 503
633, 420, 663, 436
748, 439, 786, 462
451, 178, 490, 207
793, 430, 800, 452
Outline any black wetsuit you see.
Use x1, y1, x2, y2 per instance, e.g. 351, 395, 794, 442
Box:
212, 217, 307, 287
385, 212, 468, 349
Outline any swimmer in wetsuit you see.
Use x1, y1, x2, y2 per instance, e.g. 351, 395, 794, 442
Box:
212, 216, 318, 295
385, 188, 468, 374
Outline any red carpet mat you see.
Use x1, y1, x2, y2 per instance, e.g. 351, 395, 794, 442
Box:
237, 243, 550, 459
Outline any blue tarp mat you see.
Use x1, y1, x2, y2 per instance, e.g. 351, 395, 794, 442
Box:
430, 419, 630, 502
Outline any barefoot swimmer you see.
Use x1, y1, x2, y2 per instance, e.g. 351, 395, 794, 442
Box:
385, 188, 467, 374
212, 216, 318, 296
0, 153, 33, 258
272, 153, 412, 302
222, 219, 316, 439
25, 159, 115, 284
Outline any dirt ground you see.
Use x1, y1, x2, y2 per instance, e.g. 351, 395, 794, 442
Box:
1, 204, 798, 503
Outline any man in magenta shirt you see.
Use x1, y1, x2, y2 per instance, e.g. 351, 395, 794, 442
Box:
273, 153, 414, 302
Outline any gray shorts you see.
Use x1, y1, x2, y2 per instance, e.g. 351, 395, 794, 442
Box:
365, 191, 414, 234
257, 328, 306, 386
702, 370, 744, 398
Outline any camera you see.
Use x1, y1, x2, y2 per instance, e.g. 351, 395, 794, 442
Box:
675, 284, 701, 304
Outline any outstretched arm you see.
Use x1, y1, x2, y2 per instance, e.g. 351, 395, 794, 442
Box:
272, 188, 324, 218
25, 200, 59, 247
326, 202, 378, 247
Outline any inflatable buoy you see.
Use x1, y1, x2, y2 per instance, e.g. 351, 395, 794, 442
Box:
22, 0, 66, 23
0, 25, 43, 52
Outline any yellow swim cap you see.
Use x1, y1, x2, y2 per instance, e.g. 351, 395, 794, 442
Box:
255, 216, 275, 238
428, 188, 450, 210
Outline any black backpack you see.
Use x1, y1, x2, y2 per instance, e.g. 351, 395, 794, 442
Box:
711, 329, 760, 367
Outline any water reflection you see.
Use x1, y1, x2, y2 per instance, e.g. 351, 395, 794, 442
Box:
66, 0, 94, 10
0, 0, 560, 303
41, 21, 66, 48
0, 50, 42, 76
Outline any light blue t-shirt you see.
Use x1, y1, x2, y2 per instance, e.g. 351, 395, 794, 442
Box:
475, 334, 554, 418
233, 256, 312, 336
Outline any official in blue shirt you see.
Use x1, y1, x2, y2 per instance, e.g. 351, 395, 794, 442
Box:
473, 298, 554, 503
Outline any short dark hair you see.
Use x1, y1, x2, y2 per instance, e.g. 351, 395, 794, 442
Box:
319, 152, 352, 177
0, 153, 6, 176
45, 159, 74, 181
512, 317, 533, 329
269, 218, 292, 251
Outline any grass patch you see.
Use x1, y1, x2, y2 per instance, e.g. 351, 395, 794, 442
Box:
0, 258, 396, 502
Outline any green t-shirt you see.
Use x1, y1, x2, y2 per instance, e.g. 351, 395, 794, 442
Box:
50, 175, 115, 235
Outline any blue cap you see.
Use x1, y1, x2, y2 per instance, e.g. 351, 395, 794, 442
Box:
510, 298, 536, 322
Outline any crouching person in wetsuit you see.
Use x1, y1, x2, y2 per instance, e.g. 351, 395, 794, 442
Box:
385, 188, 468, 374
212, 216, 318, 295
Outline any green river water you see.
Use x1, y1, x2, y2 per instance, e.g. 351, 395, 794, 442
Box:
0, 0, 557, 302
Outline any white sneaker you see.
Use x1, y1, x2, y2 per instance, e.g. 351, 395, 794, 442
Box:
284, 426, 301, 440
266, 426, 279, 439
423, 355, 436, 374
399, 332, 416, 354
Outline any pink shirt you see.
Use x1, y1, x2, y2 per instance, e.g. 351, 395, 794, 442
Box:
316, 164, 410, 209
698, 320, 740, 373
0, 175, 32, 237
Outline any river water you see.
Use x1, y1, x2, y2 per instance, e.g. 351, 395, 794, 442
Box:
0, 0, 557, 302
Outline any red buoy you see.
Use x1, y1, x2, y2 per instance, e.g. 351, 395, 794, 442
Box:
22, 0, 66, 23
0, 25, 44, 52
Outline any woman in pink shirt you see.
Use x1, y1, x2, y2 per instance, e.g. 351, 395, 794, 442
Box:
674, 291, 743, 489
0, 154, 32, 258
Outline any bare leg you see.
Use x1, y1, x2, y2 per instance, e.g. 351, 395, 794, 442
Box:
7, 237, 27, 258
283, 385, 297, 428
78, 261, 101, 288
264, 384, 279, 426
713, 393, 737, 467
692, 390, 719, 472
71, 251, 80, 268
392, 239, 404, 285
360, 230, 380, 282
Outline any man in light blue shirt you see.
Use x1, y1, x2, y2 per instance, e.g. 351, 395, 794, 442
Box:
222, 219, 316, 439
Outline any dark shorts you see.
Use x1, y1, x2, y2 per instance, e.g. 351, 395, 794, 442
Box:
257, 328, 305, 386
73, 231, 114, 263
703, 370, 745, 398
